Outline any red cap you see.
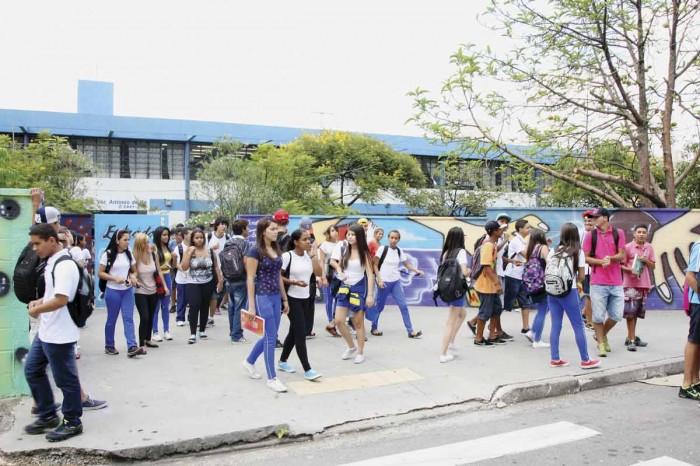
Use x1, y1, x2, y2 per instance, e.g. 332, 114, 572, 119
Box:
582, 210, 594, 219
273, 209, 289, 224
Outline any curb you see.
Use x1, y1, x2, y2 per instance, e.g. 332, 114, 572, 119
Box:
490, 357, 684, 405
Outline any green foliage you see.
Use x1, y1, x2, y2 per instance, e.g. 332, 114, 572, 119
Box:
676, 146, 700, 208
0, 133, 95, 213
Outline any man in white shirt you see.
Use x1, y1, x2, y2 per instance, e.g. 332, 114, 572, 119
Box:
207, 218, 230, 325
23, 223, 83, 442
495, 213, 511, 286
502, 218, 533, 334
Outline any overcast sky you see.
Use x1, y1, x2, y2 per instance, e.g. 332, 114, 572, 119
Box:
0, 0, 505, 137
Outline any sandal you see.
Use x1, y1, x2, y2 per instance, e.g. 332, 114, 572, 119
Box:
325, 325, 338, 336
371, 329, 383, 336
408, 330, 422, 339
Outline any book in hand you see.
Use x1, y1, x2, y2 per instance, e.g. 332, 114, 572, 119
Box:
241, 309, 265, 336
631, 254, 644, 276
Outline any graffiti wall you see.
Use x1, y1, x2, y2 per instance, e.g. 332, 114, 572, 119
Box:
253, 209, 700, 310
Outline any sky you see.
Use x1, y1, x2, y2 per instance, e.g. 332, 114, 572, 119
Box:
0, 0, 504, 137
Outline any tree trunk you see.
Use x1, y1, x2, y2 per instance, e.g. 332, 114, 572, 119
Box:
634, 1, 654, 208
661, 0, 680, 208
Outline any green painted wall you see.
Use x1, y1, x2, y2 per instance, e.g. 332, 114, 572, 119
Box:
0, 189, 31, 397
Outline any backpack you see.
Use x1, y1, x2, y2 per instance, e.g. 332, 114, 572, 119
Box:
277, 231, 291, 253
468, 244, 485, 281
590, 228, 620, 260
522, 245, 546, 296
474, 234, 487, 251
544, 251, 577, 297
51, 255, 94, 328
98, 249, 133, 293
377, 246, 401, 271
433, 250, 468, 305
219, 237, 247, 282
13, 243, 47, 304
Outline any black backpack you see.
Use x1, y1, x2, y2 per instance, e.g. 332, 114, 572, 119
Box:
220, 237, 248, 282
98, 249, 133, 293
377, 246, 401, 271
277, 231, 291, 253
590, 228, 620, 259
433, 250, 468, 305
13, 243, 47, 304
51, 255, 94, 328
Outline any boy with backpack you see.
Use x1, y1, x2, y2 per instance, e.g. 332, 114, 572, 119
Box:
473, 221, 507, 347
222, 219, 250, 343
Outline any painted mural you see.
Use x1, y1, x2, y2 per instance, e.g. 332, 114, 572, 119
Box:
251, 209, 700, 310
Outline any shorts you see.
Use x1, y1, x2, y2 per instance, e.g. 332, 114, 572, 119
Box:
503, 276, 532, 311
477, 292, 503, 321
689, 304, 700, 344
590, 285, 623, 323
447, 295, 466, 307
582, 274, 590, 296
335, 278, 367, 315
623, 288, 648, 319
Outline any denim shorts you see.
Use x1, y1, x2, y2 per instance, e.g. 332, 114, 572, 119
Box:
477, 292, 503, 321
503, 276, 532, 310
590, 285, 623, 323
335, 278, 367, 314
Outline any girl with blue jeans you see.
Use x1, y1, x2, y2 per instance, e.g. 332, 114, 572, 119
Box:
98, 229, 142, 358
523, 230, 550, 348
546, 222, 600, 369
318, 225, 339, 335
242, 217, 290, 393
151, 226, 173, 341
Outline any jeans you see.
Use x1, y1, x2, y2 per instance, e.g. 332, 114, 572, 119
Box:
530, 298, 549, 341
590, 284, 624, 323
281, 296, 311, 372
153, 273, 171, 333
135, 292, 158, 346
548, 289, 590, 362
25, 336, 82, 425
323, 283, 335, 322
226, 280, 248, 341
503, 276, 532, 311
368, 280, 414, 333
187, 279, 216, 334
176, 282, 187, 322
246, 293, 282, 380
104, 287, 137, 349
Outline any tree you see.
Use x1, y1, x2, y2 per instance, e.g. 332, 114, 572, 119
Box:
409, 0, 700, 208
0, 132, 95, 213
676, 144, 700, 208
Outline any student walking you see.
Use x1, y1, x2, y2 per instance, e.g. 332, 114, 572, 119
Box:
224, 219, 250, 344
132, 233, 169, 353
473, 221, 507, 348
242, 217, 291, 393
98, 230, 142, 357
173, 227, 191, 327
319, 225, 340, 336
524, 228, 551, 348
278, 229, 323, 380
502, 218, 533, 334
438, 227, 470, 362
546, 223, 600, 369
152, 226, 173, 341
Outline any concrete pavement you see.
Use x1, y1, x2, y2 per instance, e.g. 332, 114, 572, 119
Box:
0, 304, 688, 460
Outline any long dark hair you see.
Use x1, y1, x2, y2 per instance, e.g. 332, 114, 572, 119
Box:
554, 222, 580, 268
190, 228, 206, 250
342, 224, 371, 270
153, 226, 171, 264
255, 217, 280, 260
106, 229, 130, 262
525, 228, 547, 260
288, 229, 303, 252
441, 227, 465, 261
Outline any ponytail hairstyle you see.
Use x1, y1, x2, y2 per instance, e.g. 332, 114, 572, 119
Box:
106, 229, 130, 262
288, 229, 304, 252
341, 223, 371, 270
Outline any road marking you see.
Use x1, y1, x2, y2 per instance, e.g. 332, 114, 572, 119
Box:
339, 421, 600, 466
633, 457, 694, 466
287, 368, 422, 395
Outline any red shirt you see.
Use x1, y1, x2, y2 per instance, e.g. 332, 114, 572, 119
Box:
368, 239, 379, 258
623, 241, 655, 289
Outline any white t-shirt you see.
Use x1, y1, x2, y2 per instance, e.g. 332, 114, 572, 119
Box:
39, 250, 80, 344
69, 246, 84, 265
172, 244, 190, 284
331, 245, 365, 286
376, 246, 407, 282
504, 234, 528, 280
99, 251, 136, 290
320, 241, 336, 264
546, 248, 586, 273
282, 251, 313, 299
207, 232, 227, 260
81, 248, 91, 262
496, 236, 507, 277
443, 249, 468, 266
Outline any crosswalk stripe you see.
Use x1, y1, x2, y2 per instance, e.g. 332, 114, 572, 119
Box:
632, 457, 694, 466
339, 421, 600, 466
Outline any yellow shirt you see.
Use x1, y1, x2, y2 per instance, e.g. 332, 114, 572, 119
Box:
160, 250, 172, 274
475, 241, 499, 294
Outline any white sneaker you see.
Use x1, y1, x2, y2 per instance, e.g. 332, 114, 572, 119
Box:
341, 346, 358, 360
242, 361, 261, 379
176, 321, 185, 327
532, 340, 551, 349
267, 378, 288, 393
152, 333, 163, 342
164, 332, 173, 341
448, 343, 460, 352
525, 330, 535, 342
440, 354, 455, 363
354, 354, 365, 364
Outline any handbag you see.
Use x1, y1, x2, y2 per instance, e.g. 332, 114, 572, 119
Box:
152, 252, 167, 297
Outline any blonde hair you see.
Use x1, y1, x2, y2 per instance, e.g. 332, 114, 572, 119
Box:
132, 233, 152, 264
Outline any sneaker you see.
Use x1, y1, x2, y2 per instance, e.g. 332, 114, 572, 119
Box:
467, 321, 477, 336
521, 327, 531, 334
549, 360, 569, 368
188, 334, 196, 344
597, 343, 607, 357
627, 341, 637, 352
152, 333, 163, 342
31, 403, 61, 417
439, 354, 455, 363
276, 339, 284, 348
634, 336, 648, 347
199, 332, 208, 339
354, 354, 365, 364
176, 321, 185, 327
170, 304, 177, 314
82, 395, 108, 410
231, 337, 248, 344
215, 307, 222, 316
164, 332, 173, 341
277, 361, 296, 373
24, 416, 61, 435
489, 338, 507, 345
75, 345, 81, 360
474, 339, 495, 348
603, 336, 611, 352
580, 359, 601, 369
679, 385, 700, 400
242, 361, 261, 379
127, 346, 145, 358
104, 346, 119, 356
499, 332, 514, 341
207, 318, 215, 327
266, 378, 288, 393
525, 330, 535, 342
304, 370, 322, 381
341, 346, 358, 360
585, 323, 594, 332
46, 419, 83, 442
532, 340, 550, 349
306, 332, 316, 339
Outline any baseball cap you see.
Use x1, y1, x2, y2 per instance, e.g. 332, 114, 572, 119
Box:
589, 207, 611, 218
496, 212, 511, 222
357, 218, 369, 226
484, 220, 501, 234
273, 209, 290, 224
299, 216, 313, 231
581, 209, 595, 218
35, 206, 61, 224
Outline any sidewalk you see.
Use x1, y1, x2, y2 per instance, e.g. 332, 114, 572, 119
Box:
0, 304, 686, 459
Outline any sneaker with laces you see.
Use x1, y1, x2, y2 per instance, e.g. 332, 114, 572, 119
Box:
489, 338, 507, 345
439, 354, 455, 363
199, 332, 208, 339
276, 339, 284, 348
532, 340, 550, 349
127, 346, 145, 358
580, 359, 601, 369
597, 343, 607, 357
230, 337, 248, 344
304, 369, 322, 381
521, 328, 531, 334
188, 334, 196, 344
164, 332, 173, 341
354, 354, 365, 364
277, 361, 296, 373
474, 339, 495, 348
627, 341, 637, 352
152, 333, 163, 342
341, 346, 358, 360
24, 416, 61, 434
679, 385, 700, 400
267, 378, 288, 393
82, 395, 108, 410
499, 332, 514, 341
207, 318, 215, 327
634, 336, 648, 347
104, 346, 119, 356
176, 321, 185, 327
242, 361, 261, 379
467, 321, 477, 335
603, 336, 611, 352
525, 330, 535, 342
549, 360, 569, 368
46, 419, 83, 442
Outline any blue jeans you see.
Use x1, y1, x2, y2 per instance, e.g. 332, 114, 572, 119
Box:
176, 282, 187, 322
25, 336, 82, 424
226, 280, 248, 341
590, 284, 624, 323
548, 289, 590, 362
104, 287, 137, 349
246, 293, 282, 380
530, 298, 549, 342
323, 283, 335, 322
368, 280, 414, 333
153, 273, 172, 333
